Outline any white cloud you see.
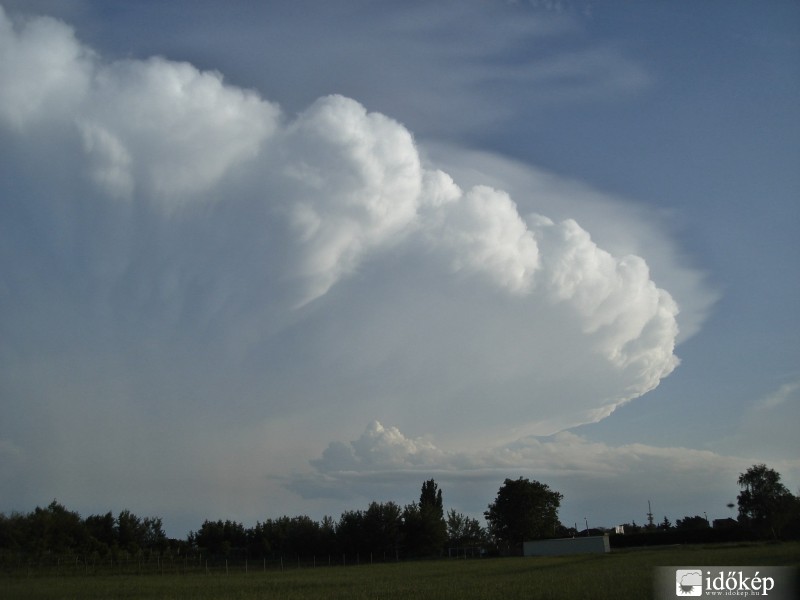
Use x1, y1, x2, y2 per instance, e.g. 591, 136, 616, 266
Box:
274, 94, 424, 304
430, 185, 540, 294
535, 217, 679, 373
0, 5, 92, 127
78, 121, 134, 198
82, 57, 279, 203
312, 420, 446, 473
0, 7, 279, 205
419, 142, 718, 344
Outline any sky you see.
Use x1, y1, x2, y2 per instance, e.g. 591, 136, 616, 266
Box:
0, 0, 798, 538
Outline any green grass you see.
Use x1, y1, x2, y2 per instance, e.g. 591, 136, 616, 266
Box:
3, 542, 798, 599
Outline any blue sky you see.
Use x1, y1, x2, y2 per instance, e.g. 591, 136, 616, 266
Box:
1, 0, 798, 537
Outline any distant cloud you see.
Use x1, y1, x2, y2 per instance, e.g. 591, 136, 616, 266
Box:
292, 421, 800, 522
311, 421, 446, 473
303, 420, 745, 481
0, 438, 24, 482
706, 379, 800, 464
753, 380, 799, 411
472, 46, 653, 105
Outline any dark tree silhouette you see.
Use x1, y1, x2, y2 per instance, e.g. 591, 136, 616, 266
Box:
675, 515, 709, 530
484, 477, 562, 554
446, 509, 486, 549
737, 464, 799, 539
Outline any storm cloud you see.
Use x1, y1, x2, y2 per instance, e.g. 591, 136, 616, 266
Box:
0, 5, 708, 530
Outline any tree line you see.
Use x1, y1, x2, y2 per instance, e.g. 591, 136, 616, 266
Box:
188, 480, 462, 560
0, 501, 169, 559
1, 464, 797, 562
0, 479, 480, 562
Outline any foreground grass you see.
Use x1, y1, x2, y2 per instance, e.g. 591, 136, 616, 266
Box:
3, 542, 798, 600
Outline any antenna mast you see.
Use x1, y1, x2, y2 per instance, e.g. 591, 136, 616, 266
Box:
647, 500, 654, 528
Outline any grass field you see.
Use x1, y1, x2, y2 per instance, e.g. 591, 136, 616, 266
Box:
3, 542, 798, 599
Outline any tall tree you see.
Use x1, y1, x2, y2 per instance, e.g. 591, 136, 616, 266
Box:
401, 480, 447, 557
737, 464, 799, 539
419, 479, 447, 555
484, 477, 563, 554
420, 479, 443, 513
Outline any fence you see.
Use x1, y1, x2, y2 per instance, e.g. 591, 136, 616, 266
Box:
0, 548, 482, 578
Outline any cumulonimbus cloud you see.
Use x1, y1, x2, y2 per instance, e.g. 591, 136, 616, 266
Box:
1, 5, 681, 450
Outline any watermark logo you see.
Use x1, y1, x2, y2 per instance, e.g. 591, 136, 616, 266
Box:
655, 566, 797, 599
675, 569, 703, 596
